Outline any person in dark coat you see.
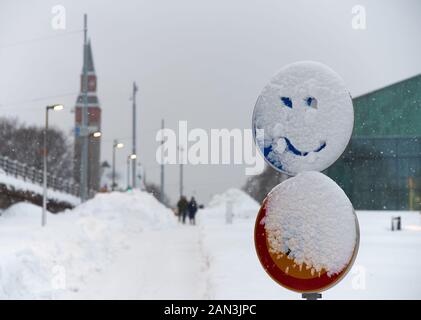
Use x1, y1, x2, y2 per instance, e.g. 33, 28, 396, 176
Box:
188, 197, 198, 225
177, 196, 189, 224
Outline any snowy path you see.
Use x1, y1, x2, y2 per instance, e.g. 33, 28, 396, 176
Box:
63, 226, 206, 299
2, 190, 421, 299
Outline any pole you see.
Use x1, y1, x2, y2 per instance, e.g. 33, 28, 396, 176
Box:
180, 162, 183, 198
127, 156, 131, 190
112, 140, 116, 191
408, 177, 414, 211
160, 119, 165, 202
80, 13, 89, 202
132, 82, 138, 188
179, 145, 184, 198
141, 164, 146, 188
302, 293, 322, 300
42, 108, 49, 227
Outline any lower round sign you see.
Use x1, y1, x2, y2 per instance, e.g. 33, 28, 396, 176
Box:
254, 171, 359, 293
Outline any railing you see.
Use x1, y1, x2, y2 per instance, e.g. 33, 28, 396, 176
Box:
0, 155, 83, 197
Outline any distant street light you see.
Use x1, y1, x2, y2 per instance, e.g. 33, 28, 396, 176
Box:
42, 104, 64, 227
126, 154, 137, 190
92, 131, 102, 138
52, 104, 64, 111
112, 140, 124, 191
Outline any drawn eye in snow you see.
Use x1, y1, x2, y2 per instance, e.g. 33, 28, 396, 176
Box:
304, 96, 317, 109
252, 61, 354, 175
280, 96, 293, 108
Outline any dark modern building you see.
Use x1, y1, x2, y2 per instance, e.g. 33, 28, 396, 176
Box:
326, 74, 421, 210
73, 40, 102, 192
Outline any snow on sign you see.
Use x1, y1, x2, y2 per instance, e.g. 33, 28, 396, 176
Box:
254, 171, 359, 293
252, 61, 354, 175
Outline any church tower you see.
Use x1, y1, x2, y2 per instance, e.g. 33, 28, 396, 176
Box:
73, 39, 102, 192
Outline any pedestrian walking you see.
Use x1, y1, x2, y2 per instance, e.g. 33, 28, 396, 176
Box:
188, 196, 198, 225
177, 196, 189, 224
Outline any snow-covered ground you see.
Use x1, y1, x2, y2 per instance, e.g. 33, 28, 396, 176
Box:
0, 188, 420, 299
198, 190, 421, 300
0, 191, 176, 299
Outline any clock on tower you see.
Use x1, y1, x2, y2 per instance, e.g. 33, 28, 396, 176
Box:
88, 75, 96, 92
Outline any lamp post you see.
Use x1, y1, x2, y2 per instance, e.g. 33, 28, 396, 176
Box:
127, 154, 137, 190
126, 156, 131, 190
112, 140, 124, 191
42, 104, 64, 227
127, 154, 136, 190
178, 145, 184, 198
83, 130, 101, 198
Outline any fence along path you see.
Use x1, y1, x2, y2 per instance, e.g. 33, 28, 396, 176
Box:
0, 155, 84, 197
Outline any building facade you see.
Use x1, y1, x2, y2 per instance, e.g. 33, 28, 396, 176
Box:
326, 75, 421, 210
73, 40, 102, 192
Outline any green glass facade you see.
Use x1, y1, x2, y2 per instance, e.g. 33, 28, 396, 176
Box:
326, 75, 421, 210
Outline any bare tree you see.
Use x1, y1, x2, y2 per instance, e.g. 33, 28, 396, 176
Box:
0, 117, 73, 180
145, 182, 171, 207
242, 164, 288, 203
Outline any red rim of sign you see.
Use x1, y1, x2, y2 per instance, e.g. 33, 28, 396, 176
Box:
254, 198, 359, 293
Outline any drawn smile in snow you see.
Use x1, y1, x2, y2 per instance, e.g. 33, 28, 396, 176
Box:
268, 136, 327, 157
252, 61, 354, 175
263, 96, 327, 158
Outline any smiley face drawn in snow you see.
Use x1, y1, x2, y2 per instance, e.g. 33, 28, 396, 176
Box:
252, 61, 354, 175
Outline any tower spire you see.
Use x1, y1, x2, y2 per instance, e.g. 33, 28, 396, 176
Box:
80, 13, 89, 202
74, 14, 102, 198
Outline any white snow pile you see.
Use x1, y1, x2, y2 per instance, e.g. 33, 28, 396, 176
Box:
0, 190, 175, 299
263, 171, 357, 276
253, 61, 354, 175
206, 188, 260, 220
72, 190, 175, 231
1, 201, 40, 218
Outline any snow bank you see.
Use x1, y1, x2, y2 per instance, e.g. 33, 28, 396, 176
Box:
0, 202, 41, 218
0, 190, 175, 299
253, 61, 354, 175
71, 190, 174, 230
264, 171, 358, 276
206, 188, 260, 220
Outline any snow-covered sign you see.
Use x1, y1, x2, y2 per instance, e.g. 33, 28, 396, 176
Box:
252, 62, 359, 295
252, 61, 354, 175
254, 172, 359, 293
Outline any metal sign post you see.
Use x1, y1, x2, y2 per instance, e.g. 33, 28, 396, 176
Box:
302, 293, 322, 300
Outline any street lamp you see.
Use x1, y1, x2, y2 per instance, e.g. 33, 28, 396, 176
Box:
92, 131, 102, 138
42, 104, 64, 227
112, 140, 124, 191
126, 154, 137, 190
126, 155, 130, 190
178, 145, 185, 198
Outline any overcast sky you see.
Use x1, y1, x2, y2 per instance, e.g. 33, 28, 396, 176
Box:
0, 0, 420, 204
